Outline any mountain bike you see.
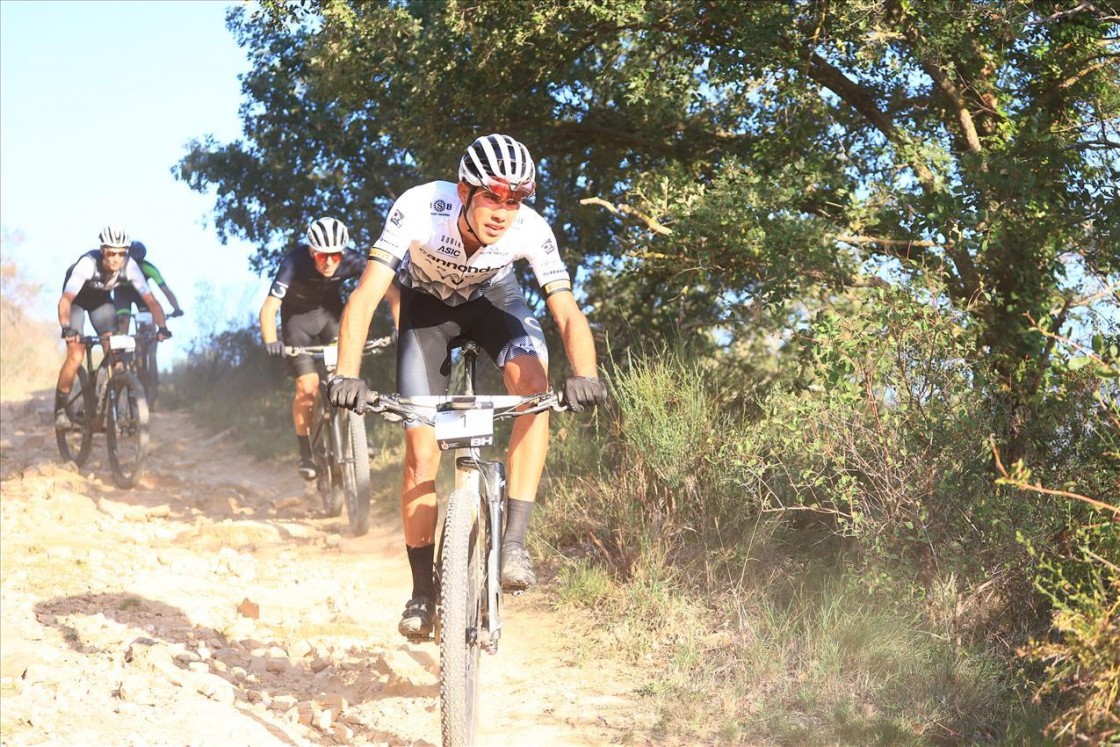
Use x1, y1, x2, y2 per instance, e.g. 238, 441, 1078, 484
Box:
55, 333, 150, 488
127, 309, 181, 411
286, 336, 392, 535
362, 340, 569, 747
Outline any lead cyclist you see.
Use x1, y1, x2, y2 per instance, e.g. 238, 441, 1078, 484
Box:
329, 133, 608, 640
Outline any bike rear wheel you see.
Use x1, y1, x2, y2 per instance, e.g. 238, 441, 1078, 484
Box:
56, 367, 94, 466
439, 487, 486, 747
340, 410, 371, 536
106, 372, 149, 488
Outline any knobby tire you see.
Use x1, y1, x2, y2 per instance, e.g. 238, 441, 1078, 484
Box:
439, 487, 485, 747
56, 366, 93, 466
341, 410, 371, 536
106, 372, 149, 488
142, 342, 160, 412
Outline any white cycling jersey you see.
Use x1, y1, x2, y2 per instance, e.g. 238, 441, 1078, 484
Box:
370, 181, 572, 307
63, 251, 151, 296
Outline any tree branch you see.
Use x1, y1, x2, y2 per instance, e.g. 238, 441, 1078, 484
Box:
579, 196, 674, 235
804, 51, 939, 193
990, 436, 1120, 517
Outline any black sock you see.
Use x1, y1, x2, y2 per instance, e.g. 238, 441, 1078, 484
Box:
503, 499, 534, 548
297, 435, 312, 460
55, 389, 67, 410
407, 544, 436, 599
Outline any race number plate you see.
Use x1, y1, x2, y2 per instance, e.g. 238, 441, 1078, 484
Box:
108, 334, 136, 352
434, 406, 495, 451
321, 345, 338, 368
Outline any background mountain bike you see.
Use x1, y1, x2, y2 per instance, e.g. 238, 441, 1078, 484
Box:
127, 308, 182, 411
286, 336, 392, 535
363, 340, 569, 747
55, 333, 150, 488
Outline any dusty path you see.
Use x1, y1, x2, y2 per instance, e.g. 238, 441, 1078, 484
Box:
0, 392, 653, 747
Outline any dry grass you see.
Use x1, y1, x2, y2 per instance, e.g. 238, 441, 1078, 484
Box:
1, 261, 61, 400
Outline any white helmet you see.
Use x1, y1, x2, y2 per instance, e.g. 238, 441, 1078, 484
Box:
98, 225, 130, 248
306, 217, 349, 252
458, 134, 536, 198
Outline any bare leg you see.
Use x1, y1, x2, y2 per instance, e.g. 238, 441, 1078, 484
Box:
503, 355, 550, 503
401, 426, 441, 546
292, 373, 318, 436
56, 341, 87, 393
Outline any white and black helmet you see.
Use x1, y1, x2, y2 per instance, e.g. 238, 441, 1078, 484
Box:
98, 225, 130, 248
458, 134, 536, 198
306, 217, 349, 253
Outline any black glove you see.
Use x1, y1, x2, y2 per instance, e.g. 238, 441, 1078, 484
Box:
60, 326, 79, 340
264, 341, 284, 358
169, 309, 185, 318
562, 376, 608, 412
328, 375, 369, 414
157, 326, 172, 341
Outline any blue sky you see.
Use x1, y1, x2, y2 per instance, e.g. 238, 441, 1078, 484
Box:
0, 0, 265, 361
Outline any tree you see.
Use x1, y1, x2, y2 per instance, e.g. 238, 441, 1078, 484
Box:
177, 0, 1120, 455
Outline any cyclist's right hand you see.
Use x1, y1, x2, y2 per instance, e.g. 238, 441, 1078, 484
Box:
328, 376, 369, 414
264, 341, 284, 358
60, 326, 79, 341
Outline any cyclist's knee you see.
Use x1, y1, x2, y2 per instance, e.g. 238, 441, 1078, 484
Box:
294, 374, 319, 398
403, 428, 440, 475
503, 355, 548, 395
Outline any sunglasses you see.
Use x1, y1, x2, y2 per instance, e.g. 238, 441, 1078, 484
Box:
102, 249, 129, 258
312, 251, 342, 262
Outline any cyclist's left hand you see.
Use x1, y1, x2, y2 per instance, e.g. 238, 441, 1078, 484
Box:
157, 326, 172, 342
562, 376, 608, 412
328, 376, 369, 414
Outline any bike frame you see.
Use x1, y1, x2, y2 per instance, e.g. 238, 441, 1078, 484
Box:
363, 344, 563, 650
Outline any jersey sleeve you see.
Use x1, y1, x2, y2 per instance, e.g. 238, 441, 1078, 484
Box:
124, 259, 153, 295
268, 254, 298, 300
62, 256, 96, 295
525, 223, 573, 298
142, 260, 166, 286
369, 188, 428, 270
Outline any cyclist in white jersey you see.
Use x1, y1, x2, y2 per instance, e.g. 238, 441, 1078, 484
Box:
330, 134, 608, 639
54, 226, 170, 429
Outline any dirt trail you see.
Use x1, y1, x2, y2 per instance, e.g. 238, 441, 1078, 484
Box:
0, 392, 654, 747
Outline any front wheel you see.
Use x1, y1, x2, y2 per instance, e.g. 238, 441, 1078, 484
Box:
141, 342, 160, 412
106, 372, 149, 488
56, 367, 94, 466
439, 488, 486, 747
313, 395, 343, 517
339, 410, 371, 536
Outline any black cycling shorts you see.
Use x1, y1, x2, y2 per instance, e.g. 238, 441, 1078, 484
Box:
281, 305, 341, 377
113, 284, 143, 315
70, 288, 117, 336
397, 273, 548, 404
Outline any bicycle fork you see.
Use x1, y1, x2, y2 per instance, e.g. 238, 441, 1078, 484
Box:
454, 453, 507, 654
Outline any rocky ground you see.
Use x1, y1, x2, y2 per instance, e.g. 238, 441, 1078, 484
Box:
0, 392, 655, 747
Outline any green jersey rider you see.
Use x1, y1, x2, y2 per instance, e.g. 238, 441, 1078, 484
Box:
113, 241, 184, 331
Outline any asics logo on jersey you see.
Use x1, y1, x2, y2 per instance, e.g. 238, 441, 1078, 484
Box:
435, 245, 457, 257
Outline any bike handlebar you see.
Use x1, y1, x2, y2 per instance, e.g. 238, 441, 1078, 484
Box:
283, 336, 393, 359
362, 390, 569, 426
